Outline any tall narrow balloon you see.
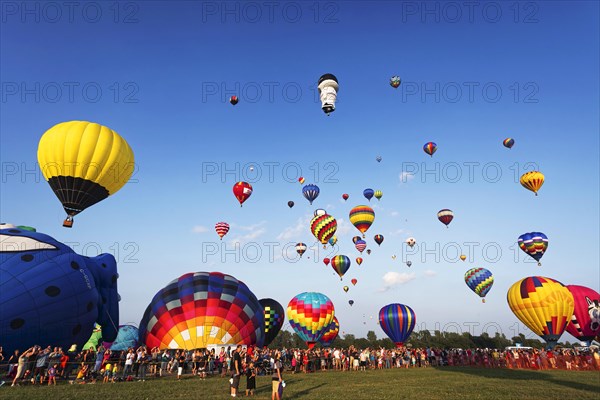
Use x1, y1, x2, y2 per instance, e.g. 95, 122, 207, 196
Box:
379, 304, 416, 348
318, 74, 338, 115
287, 292, 335, 349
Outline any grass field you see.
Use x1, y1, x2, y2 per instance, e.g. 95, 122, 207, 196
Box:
2, 367, 599, 400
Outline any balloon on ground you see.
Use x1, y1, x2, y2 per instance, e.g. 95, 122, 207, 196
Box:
287, 292, 335, 349
379, 304, 416, 348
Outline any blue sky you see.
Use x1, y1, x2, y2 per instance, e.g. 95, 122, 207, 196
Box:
1, 1, 599, 343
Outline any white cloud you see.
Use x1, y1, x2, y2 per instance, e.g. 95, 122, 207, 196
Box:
228, 221, 267, 246
379, 272, 416, 292
390, 211, 399, 217
335, 218, 353, 236
231, 221, 267, 232
424, 270, 437, 277
325, 204, 336, 211
192, 225, 208, 233
277, 215, 311, 241
389, 229, 405, 236
399, 171, 415, 183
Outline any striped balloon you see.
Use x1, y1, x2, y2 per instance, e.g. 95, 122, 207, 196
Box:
259, 298, 285, 347
374, 234, 384, 246
464, 268, 494, 302
437, 209, 454, 227
503, 138, 515, 149
374, 190, 383, 201
319, 316, 339, 347
355, 257, 363, 265
139, 272, 264, 349
215, 222, 230, 240
302, 184, 320, 205
296, 243, 307, 257
355, 239, 367, 253
423, 142, 437, 157
287, 292, 335, 349
379, 304, 416, 348
518, 232, 548, 266
310, 214, 337, 248
520, 171, 544, 196
349, 205, 375, 238
331, 255, 351, 280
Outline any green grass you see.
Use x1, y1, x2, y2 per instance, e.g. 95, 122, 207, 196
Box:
2, 367, 599, 400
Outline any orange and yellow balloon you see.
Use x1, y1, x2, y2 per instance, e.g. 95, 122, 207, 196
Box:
520, 171, 544, 196
349, 205, 375, 238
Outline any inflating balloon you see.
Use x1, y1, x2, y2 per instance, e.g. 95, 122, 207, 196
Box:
0, 227, 120, 354
464, 268, 494, 303
229, 96, 239, 105
296, 243, 307, 257
215, 222, 230, 240
374, 234, 384, 246
565, 285, 600, 345
259, 298, 285, 347
520, 171, 544, 196
503, 138, 515, 149
83, 323, 103, 350
390, 76, 401, 88
318, 74, 339, 115
355, 239, 367, 254
518, 232, 548, 266
37, 121, 134, 228
319, 316, 339, 347
303, 184, 320, 205
288, 201, 294, 208
103, 324, 139, 351
287, 292, 335, 349
363, 189, 374, 202
423, 142, 437, 157
233, 181, 253, 206
437, 209, 454, 228
349, 205, 375, 238
139, 272, 264, 349
310, 214, 337, 249
356, 257, 363, 266
379, 304, 416, 348
331, 255, 351, 280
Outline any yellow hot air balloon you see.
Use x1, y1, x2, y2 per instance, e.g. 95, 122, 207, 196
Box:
38, 121, 135, 227
460, 255, 467, 261
520, 171, 544, 196
507, 276, 574, 349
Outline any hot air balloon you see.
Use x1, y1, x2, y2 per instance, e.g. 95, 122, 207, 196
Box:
0, 227, 120, 354
83, 323, 103, 350
298, 177, 305, 184
566, 285, 600, 345
296, 243, 307, 257
352, 236, 361, 244
229, 95, 239, 105
103, 324, 139, 351
215, 222, 230, 240
349, 205, 375, 238
287, 292, 335, 349
331, 255, 351, 280
460, 255, 467, 261
390, 76, 401, 88
363, 189, 374, 202
233, 181, 253, 206
343, 286, 349, 293
406, 261, 412, 267
259, 298, 285, 347
405, 238, 416, 248
355, 239, 367, 253
314, 209, 327, 217
318, 74, 338, 115
37, 121, 135, 228
464, 268, 494, 303
288, 201, 295, 208
437, 209, 454, 228
366, 249, 372, 255
139, 272, 264, 349
329, 236, 338, 247
376, 155, 382, 162
349, 300, 354, 306
342, 194, 349, 201
518, 232, 548, 266
503, 138, 515, 149
379, 304, 416, 348
374, 234, 384, 246
507, 276, 574, 349
374, 190, 383, 201
302, 184, 320, 205
351, 278, 357, 286
423, 142, 437, 157
310, 214, 337, 249
356, 257, 363, 266
319, 316, 339, 347
323, 258, 330, 266
520, 171, 544, 196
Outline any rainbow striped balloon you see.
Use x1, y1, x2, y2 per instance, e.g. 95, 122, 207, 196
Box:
349, 205, 375, 238
503, 138, 515, 149
310, 214, 337, 248
423, 142, 437, 157
464, 268, 494, 302
331, 255, 351, 280
319, 316, 339, 347
379, 304, 416, 348
287, 292, 335, 349
518, 232, 548, 266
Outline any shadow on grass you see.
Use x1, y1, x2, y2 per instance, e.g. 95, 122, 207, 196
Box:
433, 367, 600, 394
281, 382, 327, 400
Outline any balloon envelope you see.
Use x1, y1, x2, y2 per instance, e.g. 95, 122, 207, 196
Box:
104, 325, 139, 351
319, 316, 339, 347
518, 232, 548, 265
520, 171, 544, 196
503, 138, 515, 149
363, 189, 374, 201
423, 142, 437, 157
287, 292, 335, 349
349, 206, 375, 237
379, 304, 416, 347
565, 285, 600, 343
464, 268, 494, 300
302, 184, 320, 205
331, 255, 351, 279
233, 182, 253, 206
310, 214, 337, 247
259, 298, 285, 347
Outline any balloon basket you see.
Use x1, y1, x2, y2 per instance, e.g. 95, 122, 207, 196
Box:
482, 299, 485, 303
63, 218, 73, 228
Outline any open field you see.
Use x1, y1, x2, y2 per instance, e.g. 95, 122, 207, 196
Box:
2, 367, 599, 400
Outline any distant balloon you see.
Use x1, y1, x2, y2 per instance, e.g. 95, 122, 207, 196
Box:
215, 222, 230, 240
437, 209, 454, 227
287, 292, 335, 349
405, 237, 416, 248
310, 214, 337, 249
566, 285, 600, 344
229, 96, 239, 105
374, 190, 383, 201
352, 236, 361, 244
390, 76, 401, 88
314, 209, 327, 217
302, 184, 320, 205
406, 261, 412, 267
249, 165, 255, 172
343, 286, 349, 293
520, 171, 545, 196
503, 138, 515, 149
355, 239, 367, 254
363, 189, 374, 202
318, 74, 339, 115
374, 234, 384, 246
464, 268, 494, 303
518, 232, 548, 266
331, 255, 351, 280
351, 278, 357, 286
366, 249, 372, 255
349, 205, 375, 238
233, 181, 253, 207
507, 276, 574, 349
423, 142, 437, 157
328, 236, 338, 247
296, 243, 307, 257
259, 298, 285, 348
342, 193, 349, 201
460, 255, 467, 261
356, 257, 363, 266
287, 201, 294, 208
376, 155, 382, 162
298, 177, 305, 185
349, 300, 354, 306
379, 304, 416, 348
323, 258, 330, 266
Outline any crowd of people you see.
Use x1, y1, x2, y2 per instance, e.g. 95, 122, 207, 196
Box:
1, 343, 599, 391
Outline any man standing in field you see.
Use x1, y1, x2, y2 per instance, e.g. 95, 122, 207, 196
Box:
230, 345, 242, 397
